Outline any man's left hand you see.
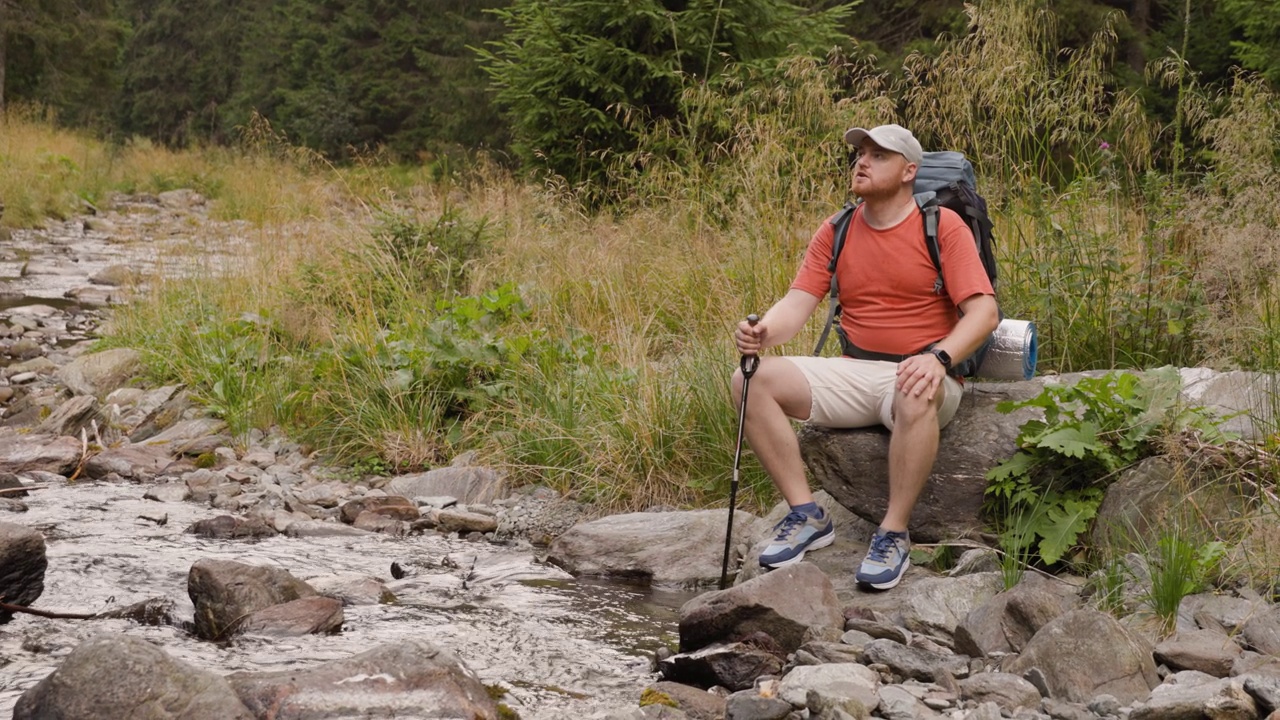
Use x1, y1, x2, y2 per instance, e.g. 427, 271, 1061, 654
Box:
895, 352, 946, 400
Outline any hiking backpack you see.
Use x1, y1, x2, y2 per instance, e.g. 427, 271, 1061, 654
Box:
812, 150, 999, 377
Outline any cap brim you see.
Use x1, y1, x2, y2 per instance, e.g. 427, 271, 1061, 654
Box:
844, 127, 870, 146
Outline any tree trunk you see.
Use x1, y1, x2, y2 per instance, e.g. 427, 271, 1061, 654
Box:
0, 1, 8, 114
1128, 0, 1150, 75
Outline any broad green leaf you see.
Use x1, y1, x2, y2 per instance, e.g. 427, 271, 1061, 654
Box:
1036, 498, 1099, 565
1034, 423, 1104, 458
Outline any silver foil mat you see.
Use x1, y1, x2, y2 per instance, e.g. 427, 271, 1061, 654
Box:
976, 318, 1037, 380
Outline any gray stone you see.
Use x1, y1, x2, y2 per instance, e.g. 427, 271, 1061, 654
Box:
777, 663, 879, 712
1242, 606, 1280, 655
1154, 628, 1243, 677
0, 520, 46, 622
660, 642, 785, 692
959, 673, 1043, 712
1005, 609, 1160, 704
551, 509, 762, 588
227, 639, 500, 719
13, 633, 253, 719
187, 558, 319, 640
386, 465, 507, 505
1130, 676, 1256, 720
862, 638, 970, 682
679, 562, 844, 654
57, 348, 143, 398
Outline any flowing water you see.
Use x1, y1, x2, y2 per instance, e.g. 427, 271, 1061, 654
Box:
0, 481, 694, 718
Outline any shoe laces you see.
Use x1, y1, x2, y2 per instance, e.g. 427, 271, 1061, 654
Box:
867, 532, 901, 563
772, 510, 808, 542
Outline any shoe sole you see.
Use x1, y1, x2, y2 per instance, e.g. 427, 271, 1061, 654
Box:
856, 559, 910, 590
760, 530, 835, 569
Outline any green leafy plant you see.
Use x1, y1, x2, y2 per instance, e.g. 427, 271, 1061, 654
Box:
986, 368, 1225, 566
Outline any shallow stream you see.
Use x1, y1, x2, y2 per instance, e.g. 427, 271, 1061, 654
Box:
0, 481, 693, 718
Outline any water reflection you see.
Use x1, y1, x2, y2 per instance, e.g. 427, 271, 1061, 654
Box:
0, 483, 695, 718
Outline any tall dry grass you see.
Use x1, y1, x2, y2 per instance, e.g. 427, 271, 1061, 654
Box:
4, 0, 1280, 519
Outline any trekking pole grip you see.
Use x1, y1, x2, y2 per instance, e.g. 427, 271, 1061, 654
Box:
741, 314, 760, 378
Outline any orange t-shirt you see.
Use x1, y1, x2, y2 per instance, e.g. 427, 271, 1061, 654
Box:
791, 204, 994, 356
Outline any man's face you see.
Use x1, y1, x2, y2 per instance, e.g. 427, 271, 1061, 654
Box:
850, 140, 915, 199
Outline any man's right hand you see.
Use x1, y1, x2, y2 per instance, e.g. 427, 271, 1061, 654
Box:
735, 318, 765, 355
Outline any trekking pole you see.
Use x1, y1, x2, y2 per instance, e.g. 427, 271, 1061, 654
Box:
720, 314, 760, 590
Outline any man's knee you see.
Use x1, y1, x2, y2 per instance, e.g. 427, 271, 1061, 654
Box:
891, 387, 943, 427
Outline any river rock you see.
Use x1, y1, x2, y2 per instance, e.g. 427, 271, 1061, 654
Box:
305, 573, 395, 606
84, 443, 175, 481
385, 464, 507, 504
186, 515, 278, 539
339, 494, 419, 524
1154, 628, 1244, 677
954, 573, 1082, 657
957, 672, 1042, 712
237, 595, 344, 637
1005, 608, 1159, 704
187, 558, 319, 640
1242, 606, 1280, 655
139, 417, 229, 455
777, 662, 881, 713
642, 681, 726, 720
56, 347, 143, 398
678, 562, 843, 654
12, 633, 254, 719
1131, 674, 1257, 720
0, 432, 82, 475
891, 571, 1005, 645
659, 641, 785, 692
226, 639, 501, 719
549, 509, 762, 588
861, 638, 970, 681
0, 521, 46, 622
36, 394, 98, 436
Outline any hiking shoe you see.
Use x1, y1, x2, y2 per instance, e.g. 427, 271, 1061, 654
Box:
856, 528, 911, 590
758, 508, 834, 569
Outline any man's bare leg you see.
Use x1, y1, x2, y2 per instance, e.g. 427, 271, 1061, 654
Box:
732, 356, 813, 506
881, 388, 944, 532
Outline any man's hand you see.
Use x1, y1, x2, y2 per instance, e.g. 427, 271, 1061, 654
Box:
734, 318, 766, 356
896, 352, 946, 400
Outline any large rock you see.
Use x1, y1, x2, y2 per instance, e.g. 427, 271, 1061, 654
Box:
1005, 608, 1160, 704
13, 633, 253, 719
0, 521, 46, 622
385, 464, 506, 504
800, 378, 1045, 542
549, 509, 762, 588
57, 348, 144, 398
678, 562, 844, 654
1178, 369, 1278, 442
0, 432, 82, 475
187, 558, 319, 640
227, 639, 500, 719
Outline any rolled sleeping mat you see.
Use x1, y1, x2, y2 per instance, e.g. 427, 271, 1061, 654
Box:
975, 318, 1037, 381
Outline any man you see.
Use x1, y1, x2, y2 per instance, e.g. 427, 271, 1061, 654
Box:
732, 123, 999, 590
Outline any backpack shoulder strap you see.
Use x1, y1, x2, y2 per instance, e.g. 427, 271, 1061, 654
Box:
813, 202, 857, 356
915, 192, 944, 295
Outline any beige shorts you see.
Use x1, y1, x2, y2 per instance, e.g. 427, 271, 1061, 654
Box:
783, 356, 964, 430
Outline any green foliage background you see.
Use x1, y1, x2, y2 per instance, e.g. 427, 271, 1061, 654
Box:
3, 0, 1280, 173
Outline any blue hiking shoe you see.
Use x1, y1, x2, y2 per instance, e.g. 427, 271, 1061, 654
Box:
856, 528, 911, 590
758, 508, 834, 569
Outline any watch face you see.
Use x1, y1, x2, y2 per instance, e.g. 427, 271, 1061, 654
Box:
934, 349, 951, 367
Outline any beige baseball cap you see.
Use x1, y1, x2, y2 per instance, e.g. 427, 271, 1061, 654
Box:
843, 124, 923, 166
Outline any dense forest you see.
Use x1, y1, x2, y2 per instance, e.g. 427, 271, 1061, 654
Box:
2, 0, 1277, 177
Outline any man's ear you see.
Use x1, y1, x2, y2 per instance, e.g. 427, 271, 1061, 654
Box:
902, 162, 918, 184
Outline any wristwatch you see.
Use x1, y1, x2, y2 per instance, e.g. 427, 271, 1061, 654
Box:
927, 347, 952, 370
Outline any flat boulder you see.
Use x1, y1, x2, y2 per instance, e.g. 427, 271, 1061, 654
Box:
548, 509, 761, 588
13, 633, 253, 719
227, 639, 501, 719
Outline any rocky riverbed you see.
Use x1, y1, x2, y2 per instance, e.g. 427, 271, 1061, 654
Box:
3, 193, 1280, 720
